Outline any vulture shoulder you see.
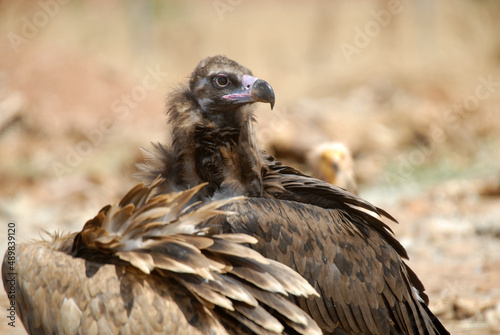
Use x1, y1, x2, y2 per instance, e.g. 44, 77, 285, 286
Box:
2, 179, 321, 335
211, 190, 449, 335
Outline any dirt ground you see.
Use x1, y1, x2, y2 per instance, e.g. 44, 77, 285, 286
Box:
1, 1, 500, 334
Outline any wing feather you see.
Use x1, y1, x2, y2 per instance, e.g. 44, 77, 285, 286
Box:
4, 180, 320, 335
216, 196, 447, 334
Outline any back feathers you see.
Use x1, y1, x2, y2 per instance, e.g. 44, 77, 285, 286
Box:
4, 178, 320, 335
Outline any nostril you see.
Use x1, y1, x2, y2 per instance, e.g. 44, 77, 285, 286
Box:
241, 75, 258, 90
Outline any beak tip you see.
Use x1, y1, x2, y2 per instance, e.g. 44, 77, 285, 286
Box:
252, 79, 275, 111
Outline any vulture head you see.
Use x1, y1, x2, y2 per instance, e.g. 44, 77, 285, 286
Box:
154, 55, 276, 197
307, 142, 358, 194
188, 55, 275, 114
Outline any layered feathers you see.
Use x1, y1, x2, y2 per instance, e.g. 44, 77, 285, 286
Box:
3, 179, 321, 335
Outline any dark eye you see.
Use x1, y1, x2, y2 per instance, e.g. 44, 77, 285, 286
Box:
214, 75, 229, 87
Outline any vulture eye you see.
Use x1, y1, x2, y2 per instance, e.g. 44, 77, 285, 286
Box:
214, 75, 229, 88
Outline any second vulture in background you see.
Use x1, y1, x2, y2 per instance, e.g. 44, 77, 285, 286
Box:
139, 55, 449, 334
307, 141, 358, 194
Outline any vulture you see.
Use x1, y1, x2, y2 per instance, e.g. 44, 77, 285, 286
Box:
2, 179, 321, 334
138, 55, 449, 335
306, 142, 358, 195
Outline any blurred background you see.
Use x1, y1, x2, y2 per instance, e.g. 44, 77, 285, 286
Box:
1, 0, 500, 334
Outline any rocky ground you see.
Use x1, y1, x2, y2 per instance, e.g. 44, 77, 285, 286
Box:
1, 1, 500, 334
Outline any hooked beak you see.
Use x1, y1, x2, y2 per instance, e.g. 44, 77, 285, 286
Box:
222, 75, 275, 110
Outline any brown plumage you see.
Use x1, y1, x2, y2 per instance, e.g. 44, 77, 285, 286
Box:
138, 55, 449, 334
2, 179, 321, 335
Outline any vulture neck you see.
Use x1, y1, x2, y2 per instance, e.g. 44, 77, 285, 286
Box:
170, 98, 263, 198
